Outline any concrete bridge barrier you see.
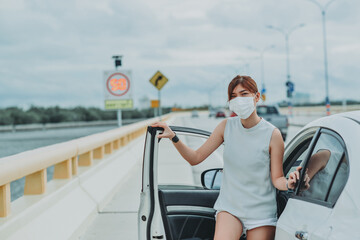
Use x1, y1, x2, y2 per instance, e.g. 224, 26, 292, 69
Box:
0, 114, 172, 240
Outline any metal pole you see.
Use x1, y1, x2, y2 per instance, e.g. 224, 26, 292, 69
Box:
260, 51, 265, 89
247, 45, 273, 102
158, 90, 162, 120
322, 10, 330, 115
114, 57, 123, 127
305, 0, 335, 115
117, 110, 122, 127
285, 34, 293, 116
285, 35, 291, 84
267, 24, 304, 116
260, 51, 266, 102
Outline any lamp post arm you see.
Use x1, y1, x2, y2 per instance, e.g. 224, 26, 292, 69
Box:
306, 0, 336, 11
267, 25, 286, 36
324, 0, 336, 11
306, 0, 323, 10
288, 24, 306, 36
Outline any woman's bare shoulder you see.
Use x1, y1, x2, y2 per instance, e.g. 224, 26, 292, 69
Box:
217, 118, 228, 130
212, 119, 228, 139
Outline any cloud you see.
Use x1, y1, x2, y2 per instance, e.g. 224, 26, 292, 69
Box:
0, 0, 359, 109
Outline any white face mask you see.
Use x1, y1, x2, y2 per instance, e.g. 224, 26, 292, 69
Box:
228, 96, 255, 119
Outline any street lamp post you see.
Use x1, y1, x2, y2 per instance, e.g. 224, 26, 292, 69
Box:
247, 45, 275, 102
305, 0, 335, 116
267, 24, 305, 116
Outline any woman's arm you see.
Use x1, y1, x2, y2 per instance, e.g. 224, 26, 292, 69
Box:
151, 119, 226, 166
306, 150, 330, 180
270, 128, 299, 191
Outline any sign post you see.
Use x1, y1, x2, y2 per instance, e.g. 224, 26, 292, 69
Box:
104, 59, 133, 127
149, 71, 168, 120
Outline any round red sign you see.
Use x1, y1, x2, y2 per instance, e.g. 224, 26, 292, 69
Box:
106, 72, 131, 97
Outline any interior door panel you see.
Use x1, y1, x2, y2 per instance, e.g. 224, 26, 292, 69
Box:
158, 185, 219, 240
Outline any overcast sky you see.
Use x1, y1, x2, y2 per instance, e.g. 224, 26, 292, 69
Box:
0, 0, 359, 109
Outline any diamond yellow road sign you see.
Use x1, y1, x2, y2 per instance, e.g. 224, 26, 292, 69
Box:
149, 71, 168, 90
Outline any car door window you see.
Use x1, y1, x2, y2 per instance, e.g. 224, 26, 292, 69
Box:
326, 154, 349, 204
298, 130, 349, 206
157, 131, 224, 187
286, 145, 310, 178
283, 128, 317, 177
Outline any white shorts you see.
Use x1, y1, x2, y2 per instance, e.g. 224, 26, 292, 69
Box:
215, 210, 277, 233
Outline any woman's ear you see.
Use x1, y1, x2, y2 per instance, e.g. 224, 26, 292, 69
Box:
255, 92, 261, 103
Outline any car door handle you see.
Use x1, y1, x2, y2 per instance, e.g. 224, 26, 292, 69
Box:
295, 231, 308, 240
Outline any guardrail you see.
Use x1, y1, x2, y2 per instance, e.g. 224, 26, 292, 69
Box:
0, 118, 149, 133
0, 115, 170, 218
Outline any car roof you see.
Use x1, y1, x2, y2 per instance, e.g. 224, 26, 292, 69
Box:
333, 110, 360, 124
304, 110, 360, 129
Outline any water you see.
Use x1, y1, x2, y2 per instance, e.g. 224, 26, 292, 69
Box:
0, 125, 119, 158
0, 125, 118, 201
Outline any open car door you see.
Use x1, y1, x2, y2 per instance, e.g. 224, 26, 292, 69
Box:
138, 126, 223, 240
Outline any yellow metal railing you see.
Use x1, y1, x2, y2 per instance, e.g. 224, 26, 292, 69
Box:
0, 115, 170, 218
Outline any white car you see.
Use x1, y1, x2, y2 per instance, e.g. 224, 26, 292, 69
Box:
138, 111, 360, 240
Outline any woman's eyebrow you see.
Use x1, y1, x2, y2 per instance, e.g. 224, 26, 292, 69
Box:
232, 90, 247, 94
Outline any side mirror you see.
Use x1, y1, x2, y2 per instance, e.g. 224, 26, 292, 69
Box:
201, 168, 223, 190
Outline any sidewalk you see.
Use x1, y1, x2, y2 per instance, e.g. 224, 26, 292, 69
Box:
80, 160, 142, 239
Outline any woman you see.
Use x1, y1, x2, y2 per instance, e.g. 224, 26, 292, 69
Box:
152, 75, 299, 240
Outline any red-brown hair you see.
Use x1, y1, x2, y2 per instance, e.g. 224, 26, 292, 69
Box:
227, 75, 258, 101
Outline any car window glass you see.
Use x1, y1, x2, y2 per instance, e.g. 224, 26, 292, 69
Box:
285, 137, 313, 178
327, 155, 349, 204
257, 106, 278, 115
157, 133, 224, 187
212, 170, 223, 189
203, 169, 223, 190
286, 147, 309, 178
299, 132, 345, 203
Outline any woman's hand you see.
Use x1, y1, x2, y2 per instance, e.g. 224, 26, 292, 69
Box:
151, 122, 175, 139
287, 166, 301, 190
287, 166, 310, 190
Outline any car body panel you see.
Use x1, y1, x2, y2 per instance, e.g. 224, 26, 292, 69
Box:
275, 111, 360, 240
215, 111, 226, 118
276, 198, 333, 240
138, 127, 167, 240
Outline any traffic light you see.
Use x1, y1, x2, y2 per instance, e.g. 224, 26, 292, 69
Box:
286, 81, 294, 98
115, 59, 122, 68
112, 55, 123, 69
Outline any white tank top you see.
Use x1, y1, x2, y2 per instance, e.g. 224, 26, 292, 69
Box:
213, 116, 277, 220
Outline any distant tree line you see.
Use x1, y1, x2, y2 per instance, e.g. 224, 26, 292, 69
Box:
277, 100, 360, 108
0, 106, 171, 125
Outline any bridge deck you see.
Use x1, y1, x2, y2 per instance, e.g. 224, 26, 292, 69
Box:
80, 113, 309, 239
